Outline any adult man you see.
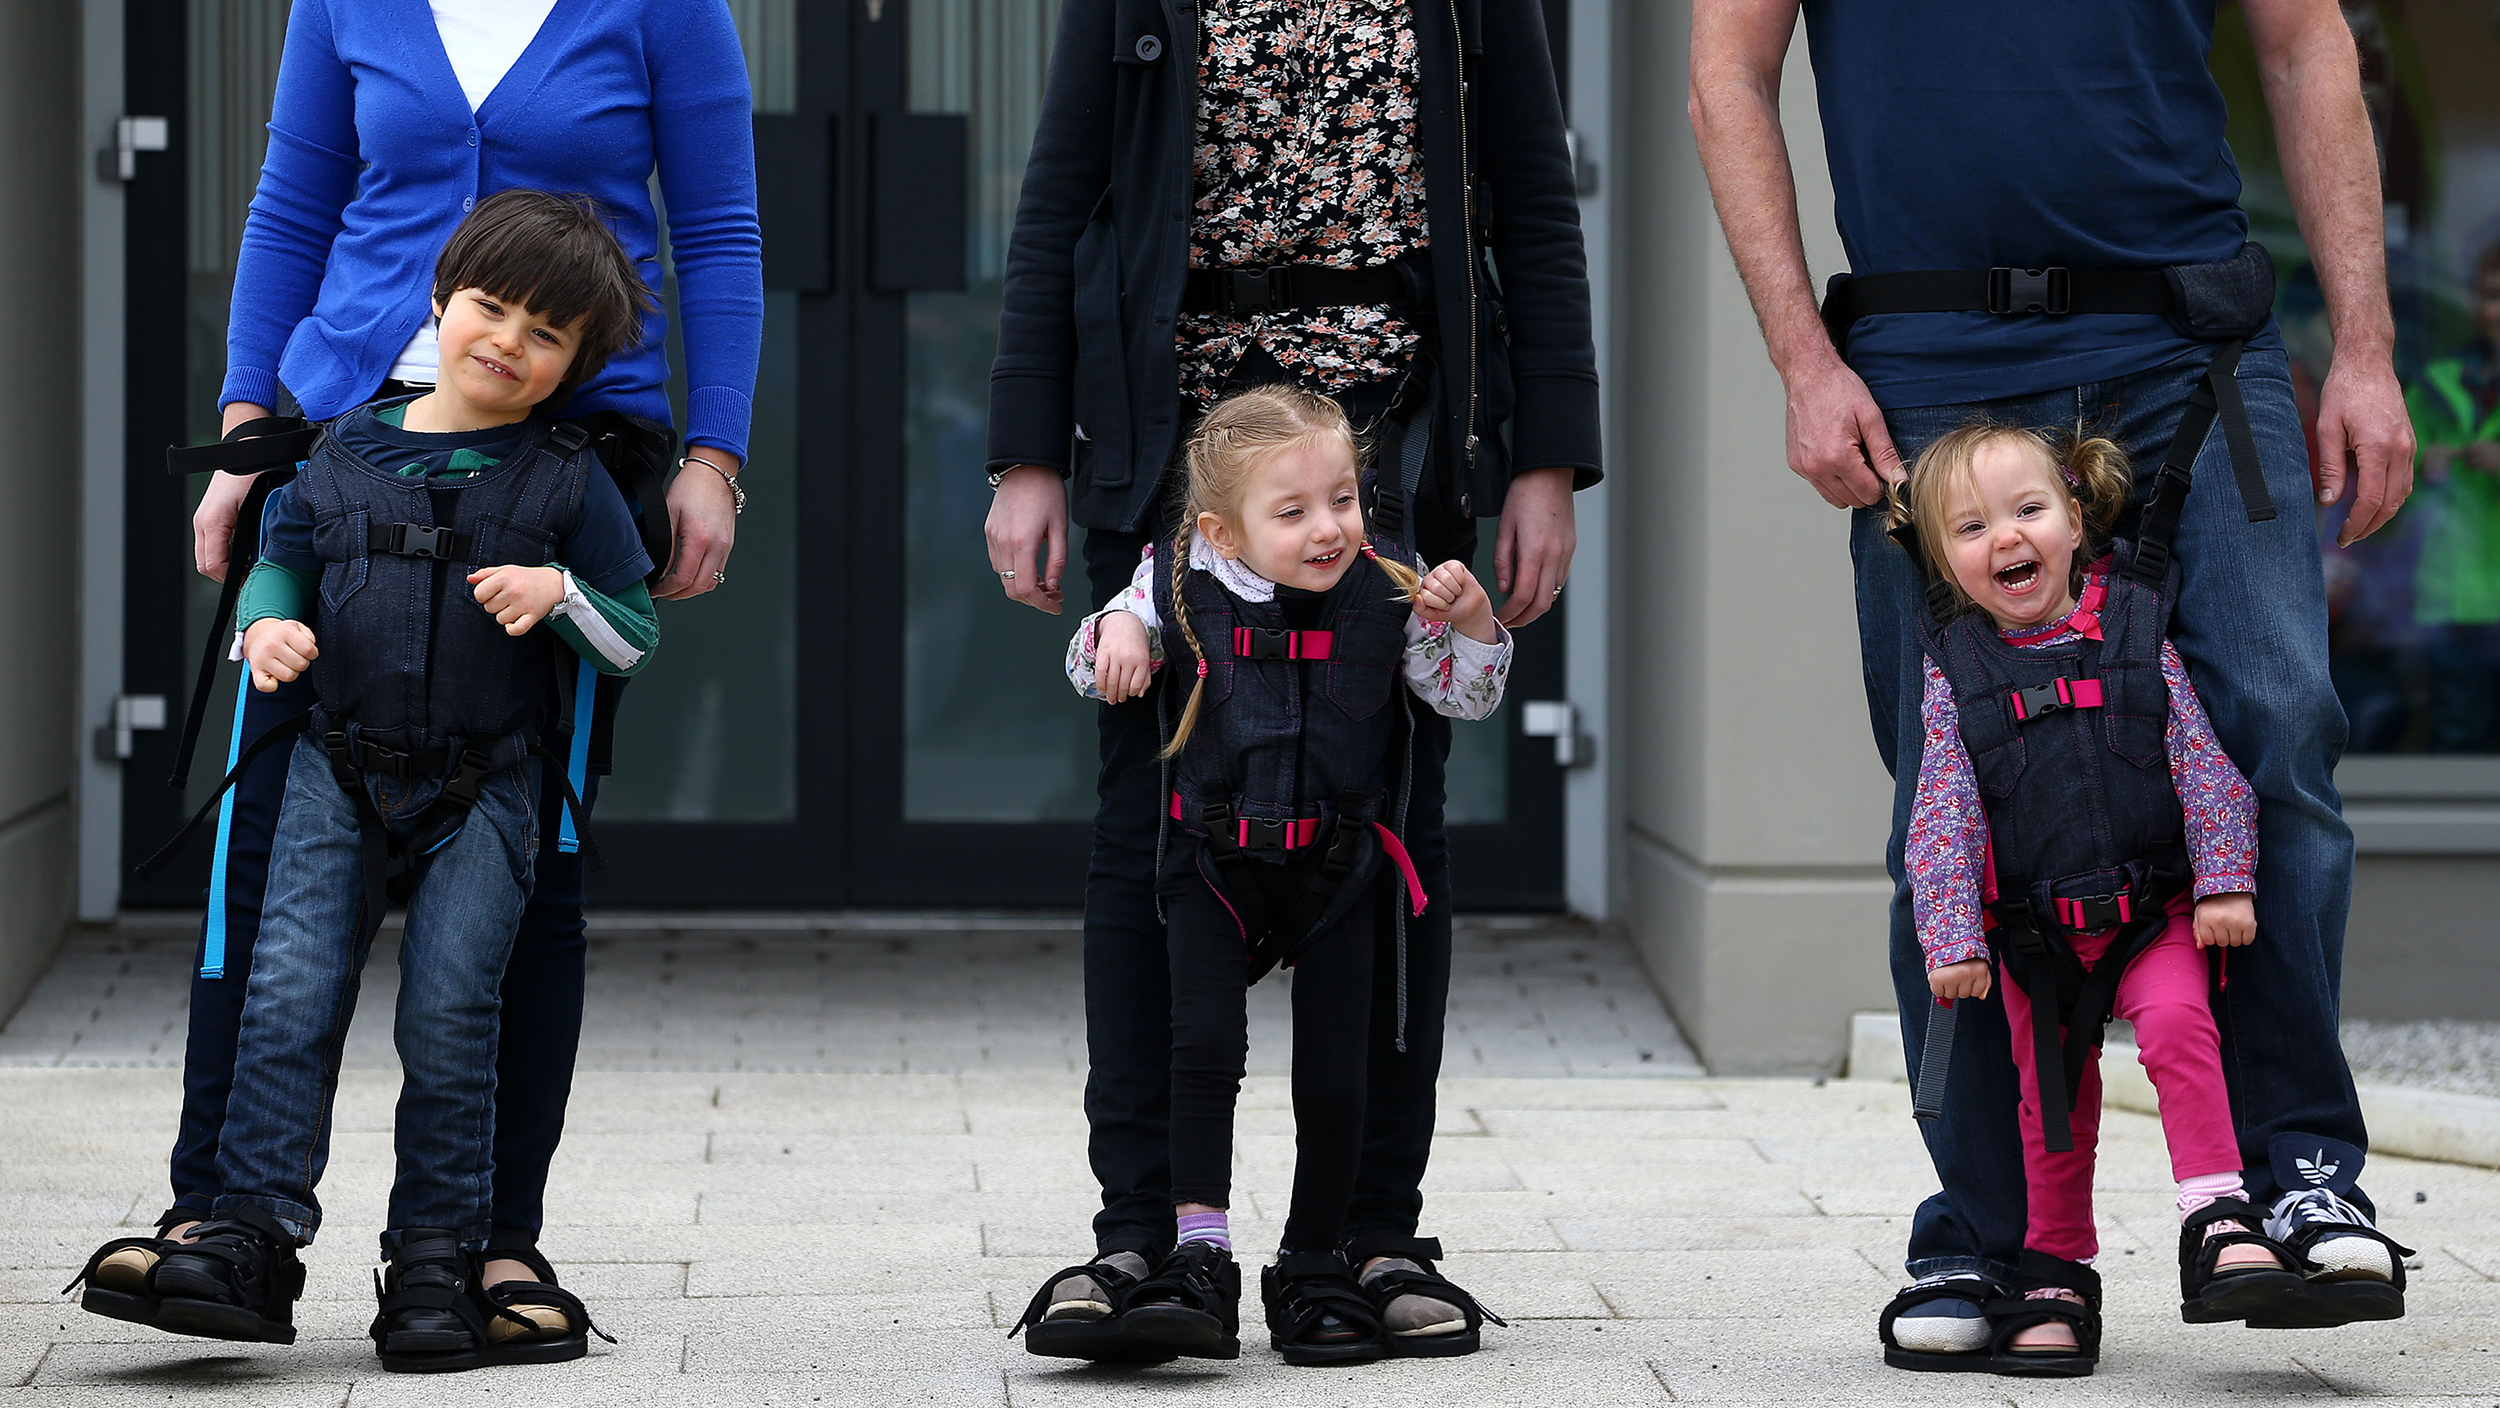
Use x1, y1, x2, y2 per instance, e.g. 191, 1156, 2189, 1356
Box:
1692, 0, 2414, 1368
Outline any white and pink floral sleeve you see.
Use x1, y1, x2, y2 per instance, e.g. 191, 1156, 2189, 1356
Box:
1403, 615, 1511, 720
1065, 550, 1165, 701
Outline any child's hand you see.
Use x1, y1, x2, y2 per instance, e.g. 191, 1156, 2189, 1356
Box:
1927, 957, 1992, 1001
1413, 560, 1498, 643
469, 565, 566, 636
242, 618, 319, 693
2194, 892, 2257, 948
1095, 610, 1154, 704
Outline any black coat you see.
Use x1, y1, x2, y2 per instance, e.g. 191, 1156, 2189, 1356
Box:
987, 0, 1602, 534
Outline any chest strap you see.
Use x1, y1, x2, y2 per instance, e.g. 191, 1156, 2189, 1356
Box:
1233, 626, 1334, 661
2010, 676, 2104, 722
1181, 262, 1413, 318
1170, 792, 1323, 851
368, 523, 475, 561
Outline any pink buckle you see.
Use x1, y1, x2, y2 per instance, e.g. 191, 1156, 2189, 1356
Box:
1232, 627, 1334, 661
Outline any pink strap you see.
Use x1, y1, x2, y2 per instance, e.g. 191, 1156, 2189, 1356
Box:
1373, 824, 1428, 916
2067, 678, 2104, 708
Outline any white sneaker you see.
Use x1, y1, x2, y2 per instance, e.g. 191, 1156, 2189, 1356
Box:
1887, 1272, 1993, 1354
2266, 1188, 2395, 1282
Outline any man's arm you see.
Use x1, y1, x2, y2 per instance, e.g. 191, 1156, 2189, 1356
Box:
2245, 0, 2414, 545
1689, 0, 1900, 509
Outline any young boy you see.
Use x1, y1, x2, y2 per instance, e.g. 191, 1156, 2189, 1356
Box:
115, 191, 660, 1371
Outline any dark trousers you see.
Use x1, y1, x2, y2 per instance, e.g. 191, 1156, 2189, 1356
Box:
1081, 511, 1461, 1259
1166, 859, 1378, 1252
169, 669, 593, 1247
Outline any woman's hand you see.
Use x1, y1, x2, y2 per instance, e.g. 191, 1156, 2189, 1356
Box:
1493, 466, 1576, 630
1094, 611, 1154, 703
193, 401, 277, 581
242, 617, 319, 693
2193, 893, 2257, 948
656, 449, 741, 600
1927, 957, 1992, 1001
986, 465, 1070, 615
1414, 560, 1499, 643
469, 565, 566, 635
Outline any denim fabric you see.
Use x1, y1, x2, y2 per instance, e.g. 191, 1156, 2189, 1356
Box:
1855, 342, 2370, 1279
212, 735, 538, 1248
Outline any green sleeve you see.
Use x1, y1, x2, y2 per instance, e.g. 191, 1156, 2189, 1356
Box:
546, 571, 660, 677
235, 560, 315, 630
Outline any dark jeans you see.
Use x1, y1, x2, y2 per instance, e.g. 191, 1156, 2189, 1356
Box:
171, 669, 593, 1247
214, 737, 537, 1249
1856, 344, 2370, 1283
1166, 859, 1378, 1252
1080, 477, 1464, 1260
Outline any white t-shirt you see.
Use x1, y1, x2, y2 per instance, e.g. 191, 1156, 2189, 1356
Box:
389, 0, 565, 385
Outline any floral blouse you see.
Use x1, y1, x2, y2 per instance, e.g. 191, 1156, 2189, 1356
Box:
1066, 539, 1511, 721
1177, 0, 1431, 406
1905, 596, 2258, 971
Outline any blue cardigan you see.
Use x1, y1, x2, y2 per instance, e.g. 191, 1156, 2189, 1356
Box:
223, 0, 763, 458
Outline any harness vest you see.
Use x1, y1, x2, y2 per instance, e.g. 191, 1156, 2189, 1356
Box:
294, 416, 594, 776
1919, 542, 2190, 1149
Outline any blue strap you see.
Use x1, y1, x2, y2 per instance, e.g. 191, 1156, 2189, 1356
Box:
556, 656, 595, 854
199, 668, 255, 980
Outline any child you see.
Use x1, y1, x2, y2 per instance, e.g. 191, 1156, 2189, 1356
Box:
81, 191, 658, 1371
1032, 385, 1509, 1366
1875, 424, 2403, 1378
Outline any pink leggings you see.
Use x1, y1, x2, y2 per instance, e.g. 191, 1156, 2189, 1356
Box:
2000, 900, 2243, 1262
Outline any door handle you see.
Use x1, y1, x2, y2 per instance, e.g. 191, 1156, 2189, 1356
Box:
103, 115, 169, 182
868, 112, 967, 293
756, 112, 836, 293
1521, 700, 1590, 768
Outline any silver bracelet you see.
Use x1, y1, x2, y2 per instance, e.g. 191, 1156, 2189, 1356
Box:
681, 454, 745, 516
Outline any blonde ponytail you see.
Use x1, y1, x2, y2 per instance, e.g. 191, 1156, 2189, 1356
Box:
1163, 523, 1210, 758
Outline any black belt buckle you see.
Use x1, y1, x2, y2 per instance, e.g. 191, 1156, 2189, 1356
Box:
1238, 627, 1289, 661
359, 739, 413, 779
2011, 682, 2067, 722
2067, 892, 2127, 931
1222, 266, 1284, 317
379, 523, 458, 560
1988, 265, 2071, 316
1240, 817, 1291, 851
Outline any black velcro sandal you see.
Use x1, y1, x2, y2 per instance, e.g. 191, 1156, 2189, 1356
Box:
1262, 1250, 1385, 1367
65, 1209, 201, 1328
1983, 1251, 2100, 1378
2178, 1197, 2306, 1325
370, 1230, 500, 1373
1124, 1241, 1242, 1359
1878, 1271, 2005, 1372
148, 1206, 305, 1345
1349, 1237, 1505, 1358
478, 1243, 614, 1364
2255, 1187, 2411, 1328
1010, 1255, 1176, 1364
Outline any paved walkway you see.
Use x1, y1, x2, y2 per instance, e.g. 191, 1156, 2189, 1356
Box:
3, 916, 2496, 1406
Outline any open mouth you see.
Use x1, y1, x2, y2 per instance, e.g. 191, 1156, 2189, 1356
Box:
1994, 560, 2041, 594
1305, 548, 1343, 568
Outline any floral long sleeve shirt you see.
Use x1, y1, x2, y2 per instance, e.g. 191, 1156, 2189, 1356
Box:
1905, 615, 2258, 972
1178, 0, 1430, 406
1065, 538, 1511, 721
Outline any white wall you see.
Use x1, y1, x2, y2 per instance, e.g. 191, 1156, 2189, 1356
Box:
0, 0, 87, 1020
1610, 4, 1897, 1074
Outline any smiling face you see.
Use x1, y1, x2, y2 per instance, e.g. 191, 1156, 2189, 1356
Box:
1938, 437, 2085, 631
430, 287, 582, 426
1198, 436, 1366, 592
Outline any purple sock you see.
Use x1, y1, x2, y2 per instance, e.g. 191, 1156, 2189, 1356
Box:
1176, 1210, 1230, 1251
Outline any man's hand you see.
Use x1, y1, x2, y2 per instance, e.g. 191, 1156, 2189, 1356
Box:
2314, 356, 2415, 547
193, 400, 278, 582
242, 617, 318, 693
1493, 466, 1575, 629
985, 465, 1070, 615
469, 565, 566, 635
656, 450, 741, 600
2193, 892, 2258, 949
1927, 957, 1992, 1002
1094, 610, 1154, 703
1414, 560, 1499, 643
1786, 351, 1903, 508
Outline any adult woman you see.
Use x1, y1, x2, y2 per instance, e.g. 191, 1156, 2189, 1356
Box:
101, 0, 759, 1348
986, 0, 1597, 1360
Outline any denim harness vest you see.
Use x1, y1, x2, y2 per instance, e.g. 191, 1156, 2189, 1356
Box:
1919, 543, 2190, 1149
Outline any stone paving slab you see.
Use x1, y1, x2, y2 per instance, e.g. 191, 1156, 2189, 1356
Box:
3, 920, 2497, 1405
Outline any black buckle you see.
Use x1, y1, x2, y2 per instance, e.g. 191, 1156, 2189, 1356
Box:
357, 739, 415, 779
1221, 266, 1284, 316
1237, 627, 1290, 661
377, 523, 461, 560
442, 751, 493, 804
2065, 893, 2128, 931
1240, 817, 1291, 851
1987, 265, 2071, 316
2011, 682, 2068, 722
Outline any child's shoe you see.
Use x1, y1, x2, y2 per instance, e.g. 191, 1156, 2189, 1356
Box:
147, 1207, 305, 1344
64, 1209, 200, 1327
1011, 1251, 1174, 1363
1983, 1251, 2099, 1378
2178, 1196, 2306, 1325
1879, 1270, 2003, 1371
1125, 1241, 1242, 1360
370, 1230, 499, 1373
1262, 1249, 1383, 1366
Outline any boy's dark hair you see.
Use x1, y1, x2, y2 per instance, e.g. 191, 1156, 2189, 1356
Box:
431, 190, 655, 395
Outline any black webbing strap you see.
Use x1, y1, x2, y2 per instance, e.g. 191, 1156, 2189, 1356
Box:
1181, 263, 1411, 318
131, 709, 313, 878
164, 419, 321, 477
1910, 998, 1957, 1122
1885, 514, 1963, 623
1250, 807, 1370, 983
166, 457, 301, 790
2007, 921, 2083, 1153
529, 741, 606, 872
2130, 338, 2271, 591
1820, 266, 2175, 351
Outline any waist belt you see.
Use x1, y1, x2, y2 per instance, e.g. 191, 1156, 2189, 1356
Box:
1181, 262, 1412, 318
1820, 265, 2174, 342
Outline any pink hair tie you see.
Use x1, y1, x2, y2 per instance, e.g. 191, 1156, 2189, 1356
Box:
1196, 660, 1208, 678
1360, 542, 1380, 560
